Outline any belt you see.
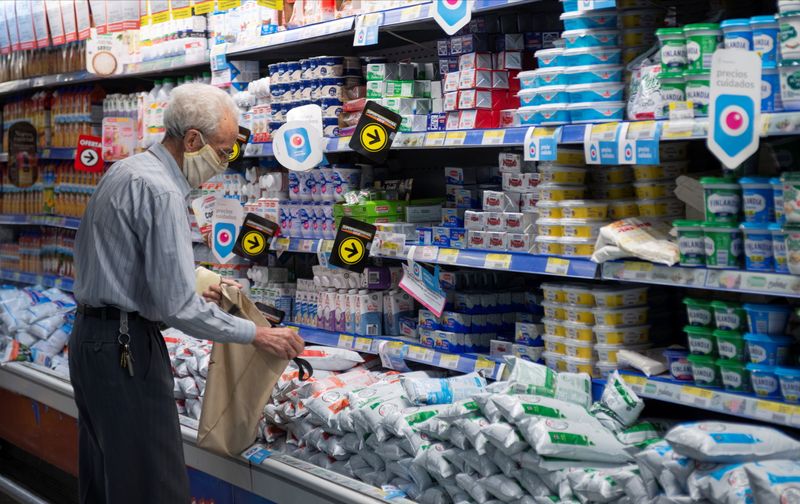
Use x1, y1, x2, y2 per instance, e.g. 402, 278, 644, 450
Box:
78, 304, 148, 321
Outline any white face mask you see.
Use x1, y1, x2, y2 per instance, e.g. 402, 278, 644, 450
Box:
182, 131, 229, 188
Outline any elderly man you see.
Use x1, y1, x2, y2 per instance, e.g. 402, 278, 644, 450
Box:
70, 83, 304, 503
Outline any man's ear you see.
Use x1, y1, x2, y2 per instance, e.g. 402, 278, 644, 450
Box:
184, 129, 201, 153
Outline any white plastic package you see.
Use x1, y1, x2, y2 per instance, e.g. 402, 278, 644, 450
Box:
300, 346, 365, 371
491, 394, 598, 425
491, 447, 519, 478
483, 474, 525, 502
591, 218, 680, 266
554, 372, 593, 410
617, 349, 667, 377
455, 473, 492, 504
525, 418, 633, 463
687, 462, 753, 504
635, 439, 695, 497
463, 448, 501, 478
590, 371, 644, 431
665, 421, 800, 463
28, 314, 64, 339
401, 372, 488, 405
743, 459, 800, 504
503, 357, 557, 397
515, 470, 551, 498
483, 422, 530, 456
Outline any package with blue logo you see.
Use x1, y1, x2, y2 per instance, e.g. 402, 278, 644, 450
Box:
433, 330, 465, 353
441, 311, 472, 333
401, 372, 487, 405
418, 309, 441, 330
665, 422, 800, 462
515, 322, 544, 346
745, 459, 800, 503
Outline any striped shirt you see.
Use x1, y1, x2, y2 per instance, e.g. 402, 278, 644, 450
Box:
73, 143, 256, 344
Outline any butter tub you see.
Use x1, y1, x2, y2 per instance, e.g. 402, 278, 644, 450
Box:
566, 65, 625, 85
562, 47, 623, 66
567, 101, 625, 123
566, 83, 626, 103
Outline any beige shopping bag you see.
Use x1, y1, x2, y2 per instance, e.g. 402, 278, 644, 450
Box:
196, 274, 289, 457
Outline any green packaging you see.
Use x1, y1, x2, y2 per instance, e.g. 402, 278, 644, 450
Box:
702, 222, 742, 269
701, 177, 741, 223
688, 354, 722, 387
713, 330, 746, 362
711, 300, 747, 331
717, 359, 751, 393
674, 220, 705, 267
685, 325, 716, 356
684, 23, 722, 70
683, 297, 713, 327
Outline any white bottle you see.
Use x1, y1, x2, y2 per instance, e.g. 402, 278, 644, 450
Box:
152, 78, 175, 145
143, 80, 162, 148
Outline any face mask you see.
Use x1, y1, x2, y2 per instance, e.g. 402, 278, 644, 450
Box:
182, 131, 229, 188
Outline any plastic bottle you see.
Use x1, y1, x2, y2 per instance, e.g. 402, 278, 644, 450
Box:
144, 80, 162, 147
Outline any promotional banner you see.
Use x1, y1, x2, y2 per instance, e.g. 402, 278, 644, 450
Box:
212, 198, 244, 264
8, 122, 38, 188
432, 0, 474, 36
272, 121, 324, 172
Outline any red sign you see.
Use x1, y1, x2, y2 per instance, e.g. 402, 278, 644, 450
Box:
75, 135, 104, 172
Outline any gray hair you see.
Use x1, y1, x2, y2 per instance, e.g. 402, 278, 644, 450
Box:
163, 83, 239, 139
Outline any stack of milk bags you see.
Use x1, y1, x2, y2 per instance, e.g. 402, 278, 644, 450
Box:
164, 328, 213, 420
0, 285, 76, 376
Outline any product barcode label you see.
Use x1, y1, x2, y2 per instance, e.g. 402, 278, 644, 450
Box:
445, 132, 466, 146
354, 337, 372, 352
438, 354, 460, 370
545, 257, 570, 275
338, 335, 354, 348
484, 253, 511, 270
437, 249, 459, 264
482, 130, 505, 145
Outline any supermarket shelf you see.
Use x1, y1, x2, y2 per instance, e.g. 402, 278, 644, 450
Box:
0, 269, 74, 291
0, 55, 210, 98
292, 323, 506, 379
618, 371, 800, 429
0, 214, 81, 230
0, 148, 83, 161
272, 236, 330, 253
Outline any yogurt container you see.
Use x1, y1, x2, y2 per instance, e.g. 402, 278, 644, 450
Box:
782, 171, 800, 222
775, 366, 800, 403
566, 83, 625, 103
564, 355, 598, 377
543, 334, 566, 355
683, 297, 713, 327
563, 304, 596, 324
596, 343, 651, 364
555, 148, 586, 166
744, 333, 793, 365
720, 18, 753, 50
751, 15, 779, 63
542, 318, 567, 337
594, 325, 650, 345
701, 177, 741, 223
688, 354, 722, 387
534, 48, 565, 68
633, 181, 677, 200
717, 359, 751, 393
536, 218, 564, 237
535, 200, 563, 219
659, 72, 687, 116
517, 70, 538, 89
565, 65, 625, 85
563, 339, 595, 359
595, 361, 625, 379
559, 200, 608, 219
656, 28, 688, 72
761, 64, 782, 112
771, 177, 785, 223
637, 198, 684, 218
674, 220, 706, 267
664, 348, 693, 381
563, 321, 595, 341
536, 235, 564, 255
711, 300, 747, 331
560, 10, 618, 30
567, 101, 625, 123
608, 199, 640, 219
531, 105, 572, 126
538, 164, 586, 184
684, 69, 712, 116
534, 67, 570, 87
740, 223, 775, 272
519, 86, 569, 107
684, 23, 722, 70
779, 60, 800, 111
593, 306, 648, 327
780, 13, 800, 60
540, 284, 567, 303
747, 363, 782, 398
592, 286, 647, 308
562, 29, 620, 49
561, 284, 595, 306
536, 183, 586, 201
714, 330, 747, 362
561, 219, 608, 239
685, 326, 716, 356
542, 301, 567, 320
593, 184, 635, 200
744, 303, 791, 336
559, 237, 595, 257
703, 222, 742, 269
739, 177, 775, 223
769, 223, 790, 273
591, 165, 633, 184
562, 47, 622, 67
542, 350, 561, 372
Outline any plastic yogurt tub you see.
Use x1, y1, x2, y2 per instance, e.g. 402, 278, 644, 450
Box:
540, 284, 567, 303
769, 223, 790, 273
592, 286, 647, 308
779, 60, 800, 111
596, 343, 651, 363
594, 325, 650, 345
633, 181, 677, 200
541, 301, 568, 320
591, 165, 633, 184
637, 198, 684, 218
674, 220, 706, 267
538, 164, 587, 184
776, 367, 800, 403
747, 363, 782, 399
684, 69, 712, 115
713, 330, 746, 362
761, 64, 782, 112
744, 333, 793, 365
542, 350, 561, 371
664, 348, 693, 381
711, 300, 747, 331
560, 10, 618, 30
562, 29, 620, 49
535, 67, 571, 87
782, 171, 800, 222
683, 297, 714, 327
566, 83, 625, 104
561, 284, 595, 306
771, 177, 785, 223
659, 72, 687, 114
593, 306, 648, 327
534, 48, 565, 68
542, 317, 567, 337
684, 23, 722, 70
564, 355, 598, 377
564, 339, 595, 359
535, 235, 564, 255
537, 183, 586, 201
743, 303, 792, 335
517, 105, 571, 126
656, 27, 687, 70
563, 321, 596, 341
688, 354, 722, 387
567, 101, 626, 123
535, 200, 563, 219
517, 70, 537, 89
751, 15, 779, 63
739, 176, 775, 223
561, 219, 608, 239
608, 199, 640, 219
701, 177, 741, 223
518, 86, 568, 107
779, 13, 800, 60
559, 237, 596, 257
685, 325, 717, 356
536, 218, 565, 237
740, 223, 775, 272
565, 65, 625, 85
559, 200, 608, 219
562, 304, 596, 324
721, 18, 753, 50
543, 334, 566, 355
717, 359, 751, 393
563, 47, 622, 67
593, 184, 636, 200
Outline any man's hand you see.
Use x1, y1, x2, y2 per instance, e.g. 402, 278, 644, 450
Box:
252, 327, 304, 360
202, 278, 242, 306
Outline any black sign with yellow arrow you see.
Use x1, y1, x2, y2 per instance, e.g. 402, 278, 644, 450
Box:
233, 213, 280, 265
349, 100, 401, 163
329, 217, 376, 273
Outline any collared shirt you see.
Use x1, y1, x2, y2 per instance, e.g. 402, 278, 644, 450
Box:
73, 143, 256, 344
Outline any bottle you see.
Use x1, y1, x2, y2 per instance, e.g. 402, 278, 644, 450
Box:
152, 78, 174, 144
144, 80, 161, 148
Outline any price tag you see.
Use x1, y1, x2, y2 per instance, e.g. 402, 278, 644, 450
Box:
680, 386, 714, 408
621, 374, 647, 389
439, 354, 460, 370
475, 357, 496, 376
274, 237, 291, 250
399, 3, 424, 22
337, 136, 351, 152
484, 253, 512, 270
319, 240, 334, 253
437, 248, 459, 264
622, 120, 661, 165
482, 130, 506, 145
524, 126, 560, 161
425, 132, 446, 147
353, 12, 382, 46
621, 262, 654, 280
354, 337, 373, 353
662, 120, 696, 139
338, 334, 355, 349
407, 346, 434, 362
584, 122, 625, 165
415, 246, 439, 262
445, 131, 467, 146
753, 400, 795, 424
545, 257, 570, 275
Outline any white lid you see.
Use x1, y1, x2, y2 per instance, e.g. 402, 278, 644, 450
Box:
594, 324, 649, 333
516, 70, 537, 78
596, 342, 651, 350
566, 101, 626, 110
558, 237, 596, 244
541, 300, 567, 308
592, 305, 648, 313
517, 85, 567, 96
538, 165, 587, 172
564, 64, 624, 73
564, 355, 598, 364
536, 200, 561, 207
561, 218, 610, 226
536, 218, 564, 225
564, 338, 594, 348
535, 235, 561, 243
562, 29, 620, 38
560, 10, 617, 20
538, 182, 587, 188
559, 200, 609, 208
562, 319, 595, 327
566, 82, 626, 92
608, 198, 638, 206
563, 46, 622, 55
535, 47, 565, 57
534, 66, 568, 74
535, 103, 569, 112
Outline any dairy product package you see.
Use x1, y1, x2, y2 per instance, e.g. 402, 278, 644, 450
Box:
524, 418, 634, 463
402, 373, 488, 405
665, 421, 800, 462
590, 371, 645, 431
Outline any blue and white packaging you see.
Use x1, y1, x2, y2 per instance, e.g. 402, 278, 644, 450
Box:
665, 422, 800, 462
455, 292, 481, 314
383, 290, 415, 336
442, 311, 472, 333
442, 208, 466, 227
471, 314, 488, 333
418, 309, 441, 331
357, 290, 383, 336
769, 223, 789, 273
399, 316, 418, 338
515, 322, 544, 346
760, 64, 782, 112
434, 330, 465, 353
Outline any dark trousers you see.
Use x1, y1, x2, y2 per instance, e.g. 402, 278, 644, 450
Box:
68, 312, 190, 504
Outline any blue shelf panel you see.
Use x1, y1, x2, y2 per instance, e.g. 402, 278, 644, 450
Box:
0, 214, 81, 230
271, 236, 328, 253
227, 16, 356, 56
291, 323, 506, 379
0, 269, 74, 292
39, 147, 77, 160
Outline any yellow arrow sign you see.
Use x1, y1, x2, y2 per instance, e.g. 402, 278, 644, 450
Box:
360, 123, 387, 152
338, 237, 365, 265
242, 231, 266, 255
